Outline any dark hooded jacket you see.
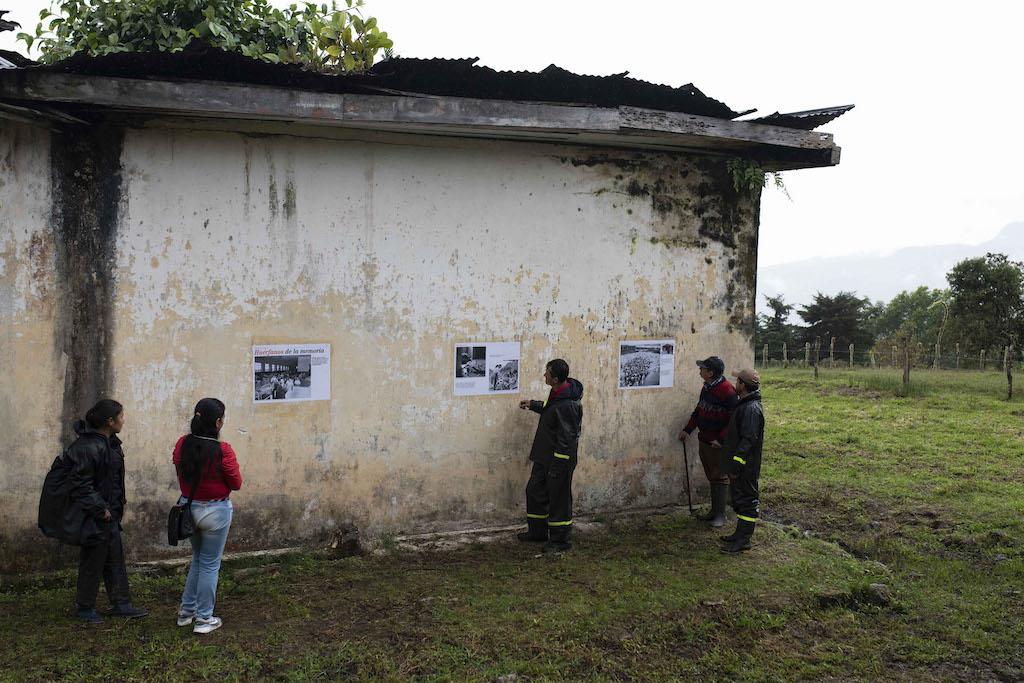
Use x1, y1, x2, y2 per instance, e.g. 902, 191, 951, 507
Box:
528, 378, 584, 465
722, 390, 764, 480
38, 420, 126, 545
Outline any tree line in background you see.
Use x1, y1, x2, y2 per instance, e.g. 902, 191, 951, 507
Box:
756, 252, 1024, 372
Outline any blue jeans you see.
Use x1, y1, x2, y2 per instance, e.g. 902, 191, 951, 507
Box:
178, 498, 232, 619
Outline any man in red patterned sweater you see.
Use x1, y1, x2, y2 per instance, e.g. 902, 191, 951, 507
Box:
678, 356, 738, 528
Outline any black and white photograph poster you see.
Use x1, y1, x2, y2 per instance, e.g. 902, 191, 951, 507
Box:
619, 339, 675, 389
454, 342, 521, 396
253, 343, 331, 403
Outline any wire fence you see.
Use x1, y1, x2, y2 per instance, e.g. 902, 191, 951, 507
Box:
755, 342, 1023, 372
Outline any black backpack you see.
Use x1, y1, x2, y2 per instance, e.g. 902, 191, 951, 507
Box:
38, 449, 107, 546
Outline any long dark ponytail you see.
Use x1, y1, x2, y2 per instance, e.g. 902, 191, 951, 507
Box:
85, 399, 123, 429
179, 398, 225, 483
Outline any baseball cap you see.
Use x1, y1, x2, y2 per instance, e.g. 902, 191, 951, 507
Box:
734, 368, 760, 388
695, 356, 725, 375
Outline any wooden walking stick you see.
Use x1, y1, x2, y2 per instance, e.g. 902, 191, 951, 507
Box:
682, 437, 694, 515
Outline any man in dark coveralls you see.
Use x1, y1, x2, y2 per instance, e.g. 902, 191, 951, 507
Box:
720, 368, 765, 553
517, 358, 584, 553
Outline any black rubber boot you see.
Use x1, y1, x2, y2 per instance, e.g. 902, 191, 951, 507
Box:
544, 525, 572, 553
720, 520, 755, 553
708, 483, 729, 528
697, 482, 725, 522
517, 519, 548, 543
517, 532, 547, 543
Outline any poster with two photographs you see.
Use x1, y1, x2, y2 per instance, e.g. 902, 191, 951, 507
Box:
454, 342, 520, 396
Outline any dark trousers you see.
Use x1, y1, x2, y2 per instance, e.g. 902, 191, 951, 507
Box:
698, 440, 729, 485
525, 459, 575, 542
730, 476, 760, 524
76, 525, 132, 609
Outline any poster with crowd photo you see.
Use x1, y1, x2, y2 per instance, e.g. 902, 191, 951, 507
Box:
253, 343, 331, 403
619, 340, 675, 389
454, 342, 521, 396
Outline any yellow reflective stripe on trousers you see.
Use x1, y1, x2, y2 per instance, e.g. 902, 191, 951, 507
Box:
553, 452, 570, 460
527, 513, 549, 519
547, 520, 573, 526
737, 514, 758, 522
733, 456, 746, 465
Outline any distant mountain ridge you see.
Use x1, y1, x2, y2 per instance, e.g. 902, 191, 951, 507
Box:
757, 221, 1024, 312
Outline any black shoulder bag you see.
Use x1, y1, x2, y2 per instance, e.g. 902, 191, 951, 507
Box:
167, 466, 202, 546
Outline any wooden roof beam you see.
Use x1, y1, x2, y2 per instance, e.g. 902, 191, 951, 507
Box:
0, 71, 842, 169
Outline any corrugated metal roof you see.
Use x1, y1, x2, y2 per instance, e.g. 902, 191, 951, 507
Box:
2, 43, 852, 130
744, 104, 855, 130
365, 58, 749, 120
13, 42, 751, 119
0, 49, 33, 68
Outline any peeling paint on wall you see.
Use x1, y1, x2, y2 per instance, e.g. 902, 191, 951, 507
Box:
0, 123, 65, 572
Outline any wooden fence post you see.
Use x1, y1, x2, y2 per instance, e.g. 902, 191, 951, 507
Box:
782, 343, 788, 369
903, 344, 911, 390
1007, 344, 1014, 400
830, 337, 836, 368
981, 349, 986, 371
813, 338, 821, 380
955, 343, 960, 370
762, 344, 768, 368
934, 341, 941, 369
892, 346, 898, 368
849, 344, 854, 368
804, 342, 810, 368
870, 349, 876, 368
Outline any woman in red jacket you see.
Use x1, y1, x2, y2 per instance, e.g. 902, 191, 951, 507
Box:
172, 398, 243, 634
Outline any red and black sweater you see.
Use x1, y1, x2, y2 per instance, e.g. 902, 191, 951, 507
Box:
685, 375, 738, 443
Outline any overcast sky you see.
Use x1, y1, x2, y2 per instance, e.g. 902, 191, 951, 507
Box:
2, 1, 1021, 267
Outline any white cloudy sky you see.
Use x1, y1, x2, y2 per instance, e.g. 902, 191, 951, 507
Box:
2, 1, 1021, 267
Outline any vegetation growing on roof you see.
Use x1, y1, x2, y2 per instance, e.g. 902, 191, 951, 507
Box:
17, 0, 392, 73
726, 158, 789, 199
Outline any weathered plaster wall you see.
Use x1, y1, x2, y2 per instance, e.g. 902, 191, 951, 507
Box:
0, 123, 65, 569
1, 120, 760, 567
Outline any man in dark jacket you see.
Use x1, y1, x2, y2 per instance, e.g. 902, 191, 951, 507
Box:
518, 358, 584, 553
679, 356, 738, 528
720, 369, 765, 553
62, 400, 148, 623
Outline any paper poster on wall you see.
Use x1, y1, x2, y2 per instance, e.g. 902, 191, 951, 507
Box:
619, 340, 675, 389
454, 342, 520, 396
253, 343, 331, 403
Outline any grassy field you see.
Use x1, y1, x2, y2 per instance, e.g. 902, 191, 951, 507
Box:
1, 368, 1022, 682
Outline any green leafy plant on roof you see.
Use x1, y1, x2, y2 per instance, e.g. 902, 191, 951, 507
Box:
17, 0, 393, 73
726, 158, 790, 200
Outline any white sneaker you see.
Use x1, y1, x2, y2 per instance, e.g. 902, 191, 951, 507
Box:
193, 616, 222, 634
176, 613, 194, 627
